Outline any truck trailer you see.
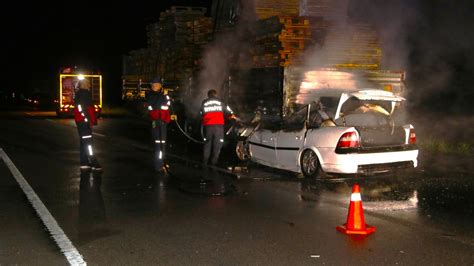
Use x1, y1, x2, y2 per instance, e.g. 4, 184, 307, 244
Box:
224, 66, 406, 120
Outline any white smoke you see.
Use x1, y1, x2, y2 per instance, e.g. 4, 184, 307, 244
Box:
187, 0, 257, 116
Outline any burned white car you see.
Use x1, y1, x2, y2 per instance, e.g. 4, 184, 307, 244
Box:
236, 89, 418, 177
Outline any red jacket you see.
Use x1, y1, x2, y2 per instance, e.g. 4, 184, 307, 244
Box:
74, 89, 97, 127
146, 91, 171, 123
201, 97, 233, 126
74, 106, 97, 127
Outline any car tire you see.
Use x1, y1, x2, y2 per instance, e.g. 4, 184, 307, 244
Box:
236, 140, 250, 161
300, 149, 324, 178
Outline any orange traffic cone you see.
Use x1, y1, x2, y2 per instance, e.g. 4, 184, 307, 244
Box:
336, 184, 376, 235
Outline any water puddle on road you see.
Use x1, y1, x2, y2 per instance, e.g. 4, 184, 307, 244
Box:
227, 162, 474, 222
167, 163, 236, 196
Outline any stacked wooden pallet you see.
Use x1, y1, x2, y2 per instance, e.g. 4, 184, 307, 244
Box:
123, 49, 156, 78
251, 15, 328, 68
124, 6, 213, 84
277, 16, 314, 67
161, 7, 212, 82
299, 0, 350, 23
146, 23, 161, 48
254, 0, 299, 19
323, 23, 382, 70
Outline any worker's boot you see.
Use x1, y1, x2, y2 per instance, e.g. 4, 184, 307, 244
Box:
90, 156, 102, 172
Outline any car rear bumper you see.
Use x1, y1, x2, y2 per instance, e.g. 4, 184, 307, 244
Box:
320, 149, 419, 174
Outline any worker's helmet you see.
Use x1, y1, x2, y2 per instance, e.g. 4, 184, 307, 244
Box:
151, 77, 162, 84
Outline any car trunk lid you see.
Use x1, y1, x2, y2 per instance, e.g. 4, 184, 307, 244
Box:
357, 126, 406, 147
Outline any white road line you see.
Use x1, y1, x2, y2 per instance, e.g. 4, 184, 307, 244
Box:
93, 132, 106, 137
0, 148, 86, 266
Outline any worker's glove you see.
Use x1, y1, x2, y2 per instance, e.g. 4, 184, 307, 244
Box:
228, 114, 237, 120
170, 115, 177, 121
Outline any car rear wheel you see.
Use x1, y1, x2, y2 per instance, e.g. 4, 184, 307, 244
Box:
236, 140, 250, 161
301, 149, 323, 178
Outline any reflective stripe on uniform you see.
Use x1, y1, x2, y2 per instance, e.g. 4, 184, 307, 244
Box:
78, 105, 82, 112
82, 135, 92, 139
155, 140, 166, 143
219, 139, 224, 143
204, 100, 221, 106
226, 106, 233, 113
160, 106, 169, 110
204, 106, 222, 112
159, 151, 163, 159
87, 145, 93, 156
148, 106, 153, 111
351, 193, 362, 202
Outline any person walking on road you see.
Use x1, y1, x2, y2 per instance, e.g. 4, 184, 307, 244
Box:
74, 76, 101, 171
200, 89, 235, 166
146, 77, 172, 172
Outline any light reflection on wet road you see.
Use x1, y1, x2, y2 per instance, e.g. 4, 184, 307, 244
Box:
0, 115, 473, 265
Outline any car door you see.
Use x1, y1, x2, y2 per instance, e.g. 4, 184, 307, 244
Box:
248, 129, 277, 165
275, 106, 309, 170
276, 129, 306, 170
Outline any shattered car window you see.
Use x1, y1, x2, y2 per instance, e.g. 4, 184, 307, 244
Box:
282, 105, 307, 131
308, 102, 334, 128
318, 97, 339, 119
260, 116, 284, 132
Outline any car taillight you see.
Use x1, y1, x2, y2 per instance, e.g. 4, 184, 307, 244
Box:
337, 131, 360, 148
409, 128, 416, 144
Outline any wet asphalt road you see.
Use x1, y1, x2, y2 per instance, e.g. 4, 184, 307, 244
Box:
0, 112, 473, 265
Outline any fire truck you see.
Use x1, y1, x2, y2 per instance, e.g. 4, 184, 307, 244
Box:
57, 67, 103, 117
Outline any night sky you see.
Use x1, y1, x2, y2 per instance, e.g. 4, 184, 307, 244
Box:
4, 1, 211, 104
3, 0, 474, 112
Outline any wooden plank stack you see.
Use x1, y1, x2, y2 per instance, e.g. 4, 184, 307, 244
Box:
123, 6, 213, 86
255, 0, 300, 19
299, 0, 350, 23
250, 19, 381, 70
250, 15, 328, 68
156, 7, 210, 83
123, 49, 156, 80
322, 23, 382, 70
297, 0, 380, 70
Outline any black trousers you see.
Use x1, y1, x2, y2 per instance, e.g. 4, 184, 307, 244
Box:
77, 122, 100, 167
203, 125, 224, 165
152, 120, 167, 170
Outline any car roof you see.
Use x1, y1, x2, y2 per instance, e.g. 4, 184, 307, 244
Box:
348, 89, 405, 102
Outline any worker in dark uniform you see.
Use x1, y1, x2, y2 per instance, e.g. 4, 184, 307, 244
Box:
200, 89, 235, 166
74, 76, 101, 171
146, 77, 172, 172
